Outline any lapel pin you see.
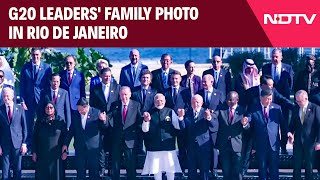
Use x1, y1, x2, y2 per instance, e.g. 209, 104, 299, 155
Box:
111, 90, 114, 93
87, 115, 90, 119
308, 109, 311, 112
214, 93, 216, 96
16, 107, 18, 110
58, 94, 61, 98
148, 92, 151, 94
165, 116, 171, 121
220, 74, 222, 77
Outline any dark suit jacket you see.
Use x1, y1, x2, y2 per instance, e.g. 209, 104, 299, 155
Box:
119, 62, 148, 89
89, 82, 120, 112
131, 86, 157, 113
244, 86, 294, 111
38, 88, 71, 128
197, 88, 224, 111
181, 75, 202, 95
202, 68, 232, 101
0, 104, 27, 151
213, 104, 246, 153
65, 107, 106, 151
20, 61, 52, 105
59, 69, 86, 110
164, 86, 191, 113
151, 68, 176, 93
289, 102, 320, 149
262, 63, 294, 98
89, 75, 117, 93
180, 108, 216, 147
294, 69, 320, 95
0, 84, 14, 105
107, 100, 142, 149
247, 103, 285, 152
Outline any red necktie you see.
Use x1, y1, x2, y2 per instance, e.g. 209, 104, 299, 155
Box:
68, 72, 73, 84
53, 91, 57, 104
229, 108, 233, 123
264, 107, 268, 123
123, 105, 127, 123
8, 106, 12, 123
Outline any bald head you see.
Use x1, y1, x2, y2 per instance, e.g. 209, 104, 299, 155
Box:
227, 91, 239, 108
191, 94, 203, 110
129, 49, 140, 65
154, 93, 166, 109
202, 74, 214, 90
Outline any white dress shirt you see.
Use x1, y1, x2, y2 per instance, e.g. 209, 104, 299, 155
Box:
81, 110, 89, 129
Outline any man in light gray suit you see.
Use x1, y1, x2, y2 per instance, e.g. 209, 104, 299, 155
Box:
38, 73, 71, 129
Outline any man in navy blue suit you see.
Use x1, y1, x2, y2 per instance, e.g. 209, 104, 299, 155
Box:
59, 55, 86, 112
90, 59, 110, 92
0, 87, 27, 180
246, 89, 285, 180
202, 55, 232, 101
20, 48, 52, 151
181, 60, 202, 96
262, 49, 294, 154
0, 70, 14, 106
119, 49, 148, 90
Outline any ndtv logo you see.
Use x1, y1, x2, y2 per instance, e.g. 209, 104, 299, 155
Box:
264, 14, 317, 25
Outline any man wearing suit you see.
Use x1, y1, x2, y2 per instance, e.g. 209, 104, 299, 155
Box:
202, 55, 232, 101
62, 97, 107, 180
163, 70, 191, 175
0, 87, 27, 180
90, 59, 110, 92
59, 55, 86, 112
0, 70, 14, 106
196, 74, 223, 178
119, 49, 148, 90
262, 49, 294, 154
151, 53, 177, 93
246, 89, 285, 180
89, 67, 121, 176
20, 48, 52, 151
181, 60, 202, 96
288, 90, 320, 180
180, 94, 217, 180
38, 73, 71, 129
131, 69, 157, 154
214, 91, 247, 180
241, 74, 294, 175
107, 86, 142, 180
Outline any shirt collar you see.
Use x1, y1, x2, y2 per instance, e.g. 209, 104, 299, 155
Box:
131, 63, 138, 69
301, 101, 309, 110
214, 69, 220, 74
51, 87, 58, 92
81, 107, 90, 118
6, 102, 14, 108
206, 87, 214, 93
272, 62, 282, 69
122, 101, 129, 107
261, 103, 269, 109
142, 86, 149, 90
32, 62, 40, 67
194, 108, 201, 113
161, 68, 169, 74
172, 86, 180, 90
67, 69, 74, 75
230, 104, 238, 111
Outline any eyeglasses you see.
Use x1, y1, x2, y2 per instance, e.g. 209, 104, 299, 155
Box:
46, 106, 54, 109
0, 75, 3, 78
66, 62, 73, 65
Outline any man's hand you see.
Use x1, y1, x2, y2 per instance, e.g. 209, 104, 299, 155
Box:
287, 132, 294, 144
204, 109, 212, 121
20, 145, 27, 155
143, 112, 151, 122
241, 117, 249, 126
177, 109, 185, 118
21, 102, 28, 110
61, 145, 68, 160
0, 147, 2, 156
315, 143, 320, 151
99, 111, 107, 121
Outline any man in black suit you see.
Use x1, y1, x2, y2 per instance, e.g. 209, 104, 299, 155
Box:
180, 94, 217, 180
38, 73, 71, 129
62, 97, 107, 180
196, 74, 223, 178
246, 89, 285, 180
107, 86, 142, 180
151, 53, 177, 93
0, 87, 27, 180
262, 49, 294, 154
163, 70, 191, 175
202, 55, 232, 101
214, 91, 247, 180
89, 67, 120, 176
288, 90, 320, 180
131, 69, 157, 154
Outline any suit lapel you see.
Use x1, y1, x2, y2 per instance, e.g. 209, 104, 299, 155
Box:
11, 104, 17, 124
302, 103, 312, 125
96, 84, 107, 104
135, 63, 142, 84
231, 107, 240, 125
222, 108, 230, 125
35, 62, 44, 82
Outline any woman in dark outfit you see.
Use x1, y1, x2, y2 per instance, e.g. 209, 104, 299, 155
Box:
32, 99, 67, 180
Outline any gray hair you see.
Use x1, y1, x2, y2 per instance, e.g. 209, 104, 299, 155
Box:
295, 90, 308, 99
2, 87, 14, 97
96, 59, 109, 69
